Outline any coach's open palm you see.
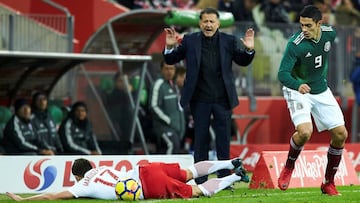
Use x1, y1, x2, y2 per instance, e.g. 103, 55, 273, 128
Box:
241, 28, 255, 51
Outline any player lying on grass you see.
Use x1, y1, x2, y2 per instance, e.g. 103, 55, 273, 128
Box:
6, 158, 249, 201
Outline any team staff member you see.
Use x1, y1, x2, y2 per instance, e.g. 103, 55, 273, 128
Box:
6, 158, 248, 200
163, 7, 255, 184
277, 5, 348, 196
2, 98, 54, 155
59, 101, 101, 155
31, 92, 64, 154
149, 61, 185, 154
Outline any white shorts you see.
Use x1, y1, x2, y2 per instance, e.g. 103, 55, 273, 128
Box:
282, 86, 345, 132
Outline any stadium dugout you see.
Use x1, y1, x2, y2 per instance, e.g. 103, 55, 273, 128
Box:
0, 50, 152, 154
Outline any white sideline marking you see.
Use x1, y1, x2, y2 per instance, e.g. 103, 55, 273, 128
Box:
139, 190, 360, 202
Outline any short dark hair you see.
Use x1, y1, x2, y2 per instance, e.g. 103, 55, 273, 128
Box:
299, 5, 322, 23
72, 158, 93, 178
199, 7, 219, 19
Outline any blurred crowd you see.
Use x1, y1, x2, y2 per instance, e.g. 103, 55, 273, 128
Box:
114, 0, 360, 26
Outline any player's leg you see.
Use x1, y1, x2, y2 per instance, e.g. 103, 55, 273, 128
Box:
278, 87, 313, 190
186, 159, 243, 181
194, 169, 249, 197
312, 88, 347, 196
319, 125, 347, 196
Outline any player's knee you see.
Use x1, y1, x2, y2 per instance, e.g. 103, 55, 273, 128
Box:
331, 126, 348, 144
296, 129, 312, 143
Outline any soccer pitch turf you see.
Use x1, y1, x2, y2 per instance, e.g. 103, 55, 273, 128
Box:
1, 184, 360, 203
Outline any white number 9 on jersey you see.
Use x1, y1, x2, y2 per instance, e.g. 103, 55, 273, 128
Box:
315, 55, 322, 68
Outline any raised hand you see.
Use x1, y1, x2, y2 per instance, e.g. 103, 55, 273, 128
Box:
164, 27, 178, 49
240, 28, 255, 51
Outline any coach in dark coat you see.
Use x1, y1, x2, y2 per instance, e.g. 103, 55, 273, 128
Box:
163, 7, 255, 184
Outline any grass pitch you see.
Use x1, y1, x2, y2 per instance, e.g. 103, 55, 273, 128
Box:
1, 183, 359, 203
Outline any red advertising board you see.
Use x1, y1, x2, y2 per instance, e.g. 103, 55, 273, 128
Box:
249, 150, 359, 189
230, 143, 360, 172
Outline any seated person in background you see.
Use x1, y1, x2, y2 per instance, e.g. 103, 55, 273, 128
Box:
59, 101, 102, 155
31, 92, 64, 154
2, 98, 55, 155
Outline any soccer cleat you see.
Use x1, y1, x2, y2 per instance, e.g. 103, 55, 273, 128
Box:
234, 166, 250, 183
231, 158, 243, 169
321, 182, 341, 196
278, 167, 294, 190
224, 185, 235, 191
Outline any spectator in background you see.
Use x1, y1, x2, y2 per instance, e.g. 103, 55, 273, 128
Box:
351, 59, 360, 106
2, 98, 55, 155
218, 0, 258, 22
105, 72, 133, 153
172, 0, 195, 9
351, 0, 360, 11
195, 0, 219, 10
0, 106, 11, 155
149, 61, 185, 154
59, 101, 102, 155
115, 0, 148, 9
351, 27, 360, 106
313, 0, 336, 25
174, 65, 194, 152
31, 92, 64, 154
261, 0, 291, 24
335, 0, 360, 26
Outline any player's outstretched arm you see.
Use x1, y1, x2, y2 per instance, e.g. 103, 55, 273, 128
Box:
6, 191, 74, 201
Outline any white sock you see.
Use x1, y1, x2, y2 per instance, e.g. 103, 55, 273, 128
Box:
188, 160, 234, 179
198, 174, 241, 196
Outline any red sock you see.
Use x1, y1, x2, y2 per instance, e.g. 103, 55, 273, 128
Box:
325, 145, 343, 183
285, 137, 303, 169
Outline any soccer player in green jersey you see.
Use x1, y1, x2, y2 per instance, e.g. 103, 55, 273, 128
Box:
277, 5, 348, 196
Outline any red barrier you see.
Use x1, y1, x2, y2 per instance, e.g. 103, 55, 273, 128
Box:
249, 150, 359, 189
230, 143, 360, 172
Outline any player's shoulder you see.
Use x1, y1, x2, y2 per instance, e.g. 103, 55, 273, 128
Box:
321, 24, 336, 39
289, 31, 305, 46
320, 24, 334, 32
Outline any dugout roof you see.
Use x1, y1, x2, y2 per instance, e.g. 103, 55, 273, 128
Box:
0, 50, 151, 106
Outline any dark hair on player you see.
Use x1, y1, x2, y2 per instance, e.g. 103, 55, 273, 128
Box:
199, 7, 219, 19
72, 158, 93, 178
299, 5, 322, 23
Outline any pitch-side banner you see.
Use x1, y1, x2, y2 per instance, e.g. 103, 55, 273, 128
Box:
0, 155, 194, 194
230, 143, 360, 172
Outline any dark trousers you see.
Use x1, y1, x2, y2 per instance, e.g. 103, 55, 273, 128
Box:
190, 101, 232, 184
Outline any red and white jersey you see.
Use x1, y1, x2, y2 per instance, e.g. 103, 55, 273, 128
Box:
68, 166, 143, 200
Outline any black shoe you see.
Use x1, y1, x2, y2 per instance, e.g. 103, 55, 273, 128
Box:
231, 158, 243, 169
224, 185, 235, 192
235, 166, 250, 183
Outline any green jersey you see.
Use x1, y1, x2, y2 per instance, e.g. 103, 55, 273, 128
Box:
278, 25, 336, 94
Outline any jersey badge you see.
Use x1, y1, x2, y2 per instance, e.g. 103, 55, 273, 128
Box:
305, 52, 312, 57
324, 41, 331, 52
296, 102, 303, 110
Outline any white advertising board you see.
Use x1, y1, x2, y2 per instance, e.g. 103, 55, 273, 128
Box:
0, 155, 194, 193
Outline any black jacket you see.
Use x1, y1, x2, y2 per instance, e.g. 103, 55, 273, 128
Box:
32, 110, 63, 153
59, 116, 101, 155
2, 115, 51, 154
